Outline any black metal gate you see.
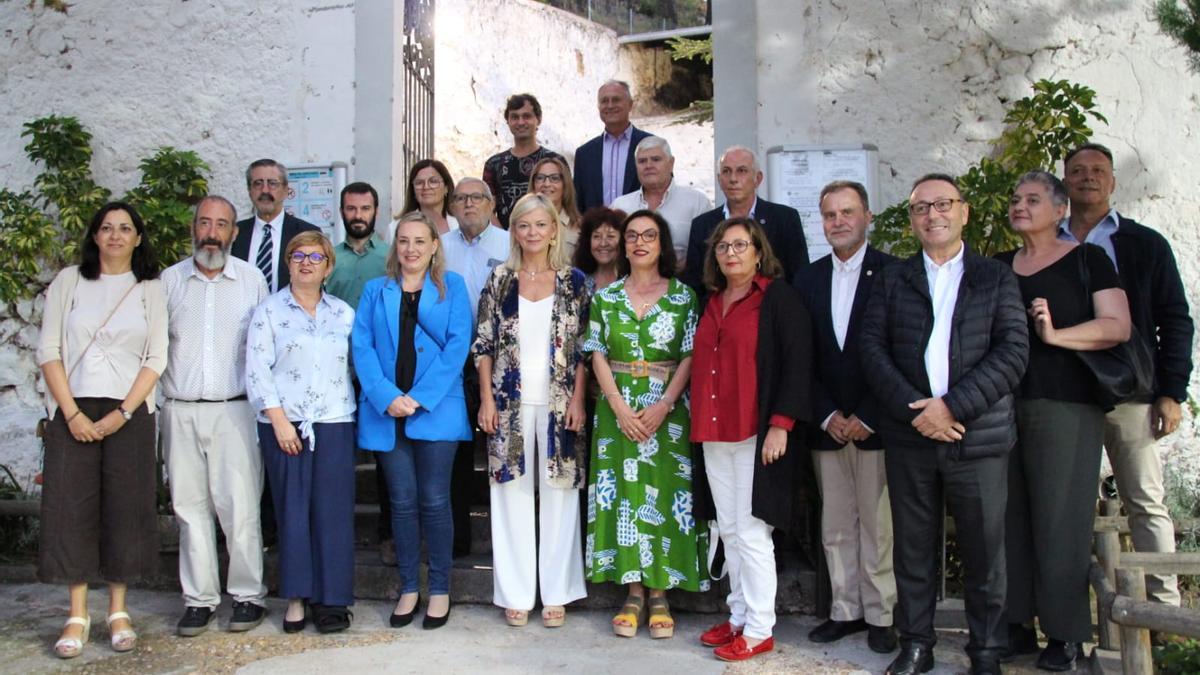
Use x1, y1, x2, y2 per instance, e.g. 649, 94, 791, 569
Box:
402, 0, 435, 180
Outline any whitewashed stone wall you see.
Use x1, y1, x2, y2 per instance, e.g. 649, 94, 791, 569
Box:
0, 0, 357, 490
716, 1, 1200, 473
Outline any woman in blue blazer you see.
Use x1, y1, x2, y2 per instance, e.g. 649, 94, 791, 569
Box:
353, 211, 473, 630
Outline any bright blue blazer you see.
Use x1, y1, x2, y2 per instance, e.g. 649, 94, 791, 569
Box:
352, 270, 474, 450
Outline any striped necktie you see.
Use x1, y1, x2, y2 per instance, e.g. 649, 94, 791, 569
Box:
256, 222, 274, 290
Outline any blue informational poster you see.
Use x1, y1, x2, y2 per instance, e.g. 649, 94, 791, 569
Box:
285, 162, 348, 243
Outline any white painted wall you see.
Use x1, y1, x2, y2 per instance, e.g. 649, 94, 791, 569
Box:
713, 0, 1200, 464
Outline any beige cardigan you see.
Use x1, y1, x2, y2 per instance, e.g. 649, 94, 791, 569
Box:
36, 265, 169, 419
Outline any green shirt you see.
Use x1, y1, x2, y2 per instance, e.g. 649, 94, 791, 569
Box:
326, 237, 389, 311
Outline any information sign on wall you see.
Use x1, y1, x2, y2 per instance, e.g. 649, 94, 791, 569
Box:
285, 162, 349, 243
765, 145, 879, 262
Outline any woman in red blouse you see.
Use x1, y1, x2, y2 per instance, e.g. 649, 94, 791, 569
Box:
691, 217, 812, 662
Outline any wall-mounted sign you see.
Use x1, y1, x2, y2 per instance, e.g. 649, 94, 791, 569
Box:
285, 162, 349, 244
765, 145, 879, 263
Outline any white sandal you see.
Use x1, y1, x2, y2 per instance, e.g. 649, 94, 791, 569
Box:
107, 611, 137, 652
54, 615, 90, 659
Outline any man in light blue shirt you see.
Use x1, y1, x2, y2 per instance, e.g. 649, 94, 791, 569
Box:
443, 177, 511, 323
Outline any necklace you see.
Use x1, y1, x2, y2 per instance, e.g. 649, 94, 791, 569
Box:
521, 266, 550, 280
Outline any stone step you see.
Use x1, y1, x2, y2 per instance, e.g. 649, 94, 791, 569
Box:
353, 504, 493, 554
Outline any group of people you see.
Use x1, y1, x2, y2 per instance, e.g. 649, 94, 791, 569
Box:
33, 79, 1192, 675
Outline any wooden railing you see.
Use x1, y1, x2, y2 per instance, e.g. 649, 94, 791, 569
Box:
1092, 499, 1200, 674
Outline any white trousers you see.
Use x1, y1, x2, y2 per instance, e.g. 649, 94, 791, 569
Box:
162, 399, 266, 608
490, 404, 587, 610
813, 441, 896, 625
1105, 402, 1179, 605
704, 437, 776, 640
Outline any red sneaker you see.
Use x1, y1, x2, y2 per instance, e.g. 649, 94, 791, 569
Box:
700, 621, 744, 647
714, 635, 775, 662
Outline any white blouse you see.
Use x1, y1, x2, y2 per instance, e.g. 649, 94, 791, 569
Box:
517, 295, 554, 405
245, 288, 356, 449
66, 272, 147, 400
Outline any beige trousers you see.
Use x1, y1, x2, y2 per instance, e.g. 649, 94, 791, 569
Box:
1104, 401, 1180, 605
814, 442, 897, 625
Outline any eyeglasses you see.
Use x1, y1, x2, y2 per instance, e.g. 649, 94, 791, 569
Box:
908, 198, 963, 216
624, 229, 659, 244
452, 193, 490, 204
413, 178, 444, 189
289, 251, 328, 265
251, 179, 284, 189
714, 239, 753, 255
532, 173, 563, 184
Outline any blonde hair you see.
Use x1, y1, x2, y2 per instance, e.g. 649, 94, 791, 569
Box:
504, 193, 569, 272
386, 210, 447, 300
527, 156, 580, 229
285, 230, 335, 267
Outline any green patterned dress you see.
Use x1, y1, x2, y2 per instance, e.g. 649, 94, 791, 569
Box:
583, 277, 710, 592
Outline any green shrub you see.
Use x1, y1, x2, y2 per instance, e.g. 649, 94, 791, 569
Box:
1155, 639, 1200, 674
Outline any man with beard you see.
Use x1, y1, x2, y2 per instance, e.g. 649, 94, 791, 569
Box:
482, 93, 565, 228
326, 181, 395, 564
160, 196, 271, 636
232, 158, 320, 293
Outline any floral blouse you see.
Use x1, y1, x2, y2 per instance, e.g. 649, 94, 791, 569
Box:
246, 288, 356, 449
472, 265, 590, 488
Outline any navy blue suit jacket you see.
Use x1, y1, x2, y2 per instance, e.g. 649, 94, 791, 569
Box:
232, 212, 320, 290
795, 246, 897, 450
573, 125, 652, 213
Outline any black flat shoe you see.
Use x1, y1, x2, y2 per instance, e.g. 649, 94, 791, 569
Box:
423, 604, 451, 630
885, 643, 934, 675
1036, 639, 1081, 672
314, 605, 353, 634
283, 602, 308, 634
808, 618, 868, 643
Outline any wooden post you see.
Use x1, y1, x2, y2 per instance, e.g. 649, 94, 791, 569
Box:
1115, 567, 1153, 675
1095, 499, 1122, 650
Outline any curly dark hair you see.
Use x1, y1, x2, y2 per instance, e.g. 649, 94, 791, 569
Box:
573, 206, 628, 275
621, 209, 676, 279
79, 202, 159, 281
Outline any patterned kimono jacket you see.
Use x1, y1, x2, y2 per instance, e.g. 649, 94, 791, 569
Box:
471, 265, 591, 488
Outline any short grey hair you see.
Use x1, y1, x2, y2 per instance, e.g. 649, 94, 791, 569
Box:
719, 145, 759, 174
245, 158, 288, 186
636, 136, 672, 160
454, 177, 493, 202
193, 194, 238, 224
1015, 170, 1069, 207
599, 79, 632, 98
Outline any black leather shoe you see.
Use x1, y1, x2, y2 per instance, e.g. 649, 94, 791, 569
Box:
885, 644, 934, 675
808, 618, 868, 643
1000, 622, 1040, 662
228, 601, 268, 632
177, 606, 215, 637
868, 624, 899, 653
1036, 639, 1081, 672
970, 655, 1002, 674
422, 604, 451, 630
314, 605, 353, 634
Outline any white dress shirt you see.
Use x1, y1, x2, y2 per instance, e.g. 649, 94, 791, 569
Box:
161, 256, 268, 401
245, 288, 356, 449
247, 210, 285, 292
819, 243, 873, 433
923, 243, 966, 398
610, 180, 713, 262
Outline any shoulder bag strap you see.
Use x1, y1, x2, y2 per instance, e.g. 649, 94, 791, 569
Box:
64, 281, 140, 380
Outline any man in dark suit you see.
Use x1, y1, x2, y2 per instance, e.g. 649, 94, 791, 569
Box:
796, 181, 898, 654
573, 80, 651, 213
683, 146, 808, 299
859, 174, 1028, 675
232, 158, 320, 293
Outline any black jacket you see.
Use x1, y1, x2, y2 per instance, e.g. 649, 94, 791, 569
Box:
572, 125, 652, 214
1109, 215, 1194, 402
859, 248, 1029, 458
795, 246, 898, 450
693, 278, 813, 530
232, 213, 320, 290
682, 199, 810, 302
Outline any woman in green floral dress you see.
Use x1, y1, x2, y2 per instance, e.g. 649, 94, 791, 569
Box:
584, 210, 709, 640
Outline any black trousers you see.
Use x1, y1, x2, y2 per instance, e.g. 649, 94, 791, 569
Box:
452, 360, 484, 556
885, 443, 1008, 659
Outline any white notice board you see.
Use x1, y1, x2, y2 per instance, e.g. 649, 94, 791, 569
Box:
765, 145, 879, 262
285, 162, 349, 244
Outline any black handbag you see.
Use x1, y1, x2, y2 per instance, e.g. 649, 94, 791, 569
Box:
1074, 245, 1154, 410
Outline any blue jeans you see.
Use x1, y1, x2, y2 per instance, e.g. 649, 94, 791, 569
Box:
375, 431, 457, 595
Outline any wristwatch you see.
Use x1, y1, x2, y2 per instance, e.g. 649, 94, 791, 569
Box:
118, 406, 133, 421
